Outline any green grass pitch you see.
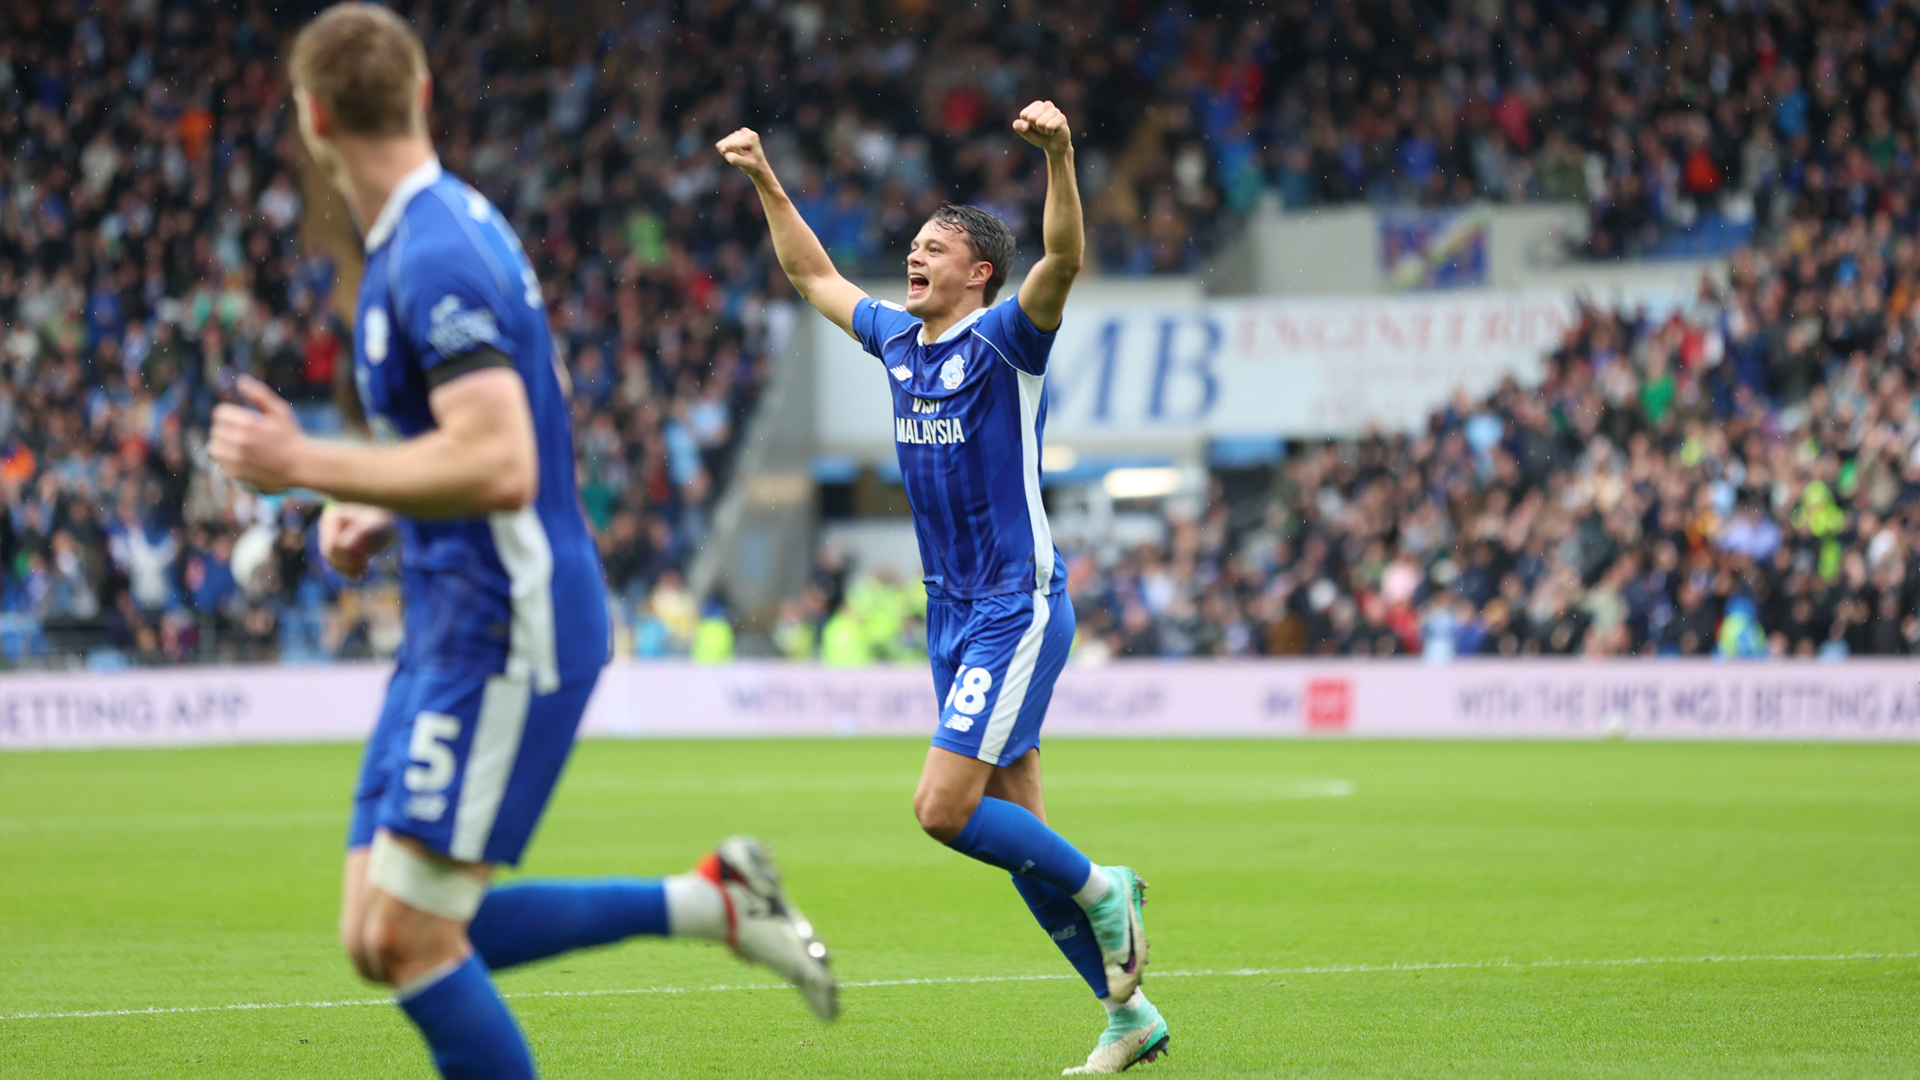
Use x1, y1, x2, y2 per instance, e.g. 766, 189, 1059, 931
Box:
2, 738, 1916, 1077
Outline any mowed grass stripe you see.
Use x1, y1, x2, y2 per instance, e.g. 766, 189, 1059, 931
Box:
6, 951, 1914, 1022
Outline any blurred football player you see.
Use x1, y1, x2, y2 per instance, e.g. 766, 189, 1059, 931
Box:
210, 6, 834, 1076
720, 100, 1168, 1074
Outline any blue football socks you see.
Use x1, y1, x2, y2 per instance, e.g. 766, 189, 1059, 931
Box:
947, 797, 1095, 896
1012, 874, 1110, 998
396, 953, 535, 1080
468, 878, 672, 971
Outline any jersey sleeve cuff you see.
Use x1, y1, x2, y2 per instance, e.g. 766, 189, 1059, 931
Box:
424, 346, 515, 390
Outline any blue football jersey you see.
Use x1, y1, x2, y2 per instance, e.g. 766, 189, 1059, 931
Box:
352, 160, 608, 690
852, 298, 1065, 600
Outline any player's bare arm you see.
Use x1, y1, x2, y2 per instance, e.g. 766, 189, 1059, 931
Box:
716, 127, 868, 337
1013, 100, 1084, 332
209, 369, 537, 518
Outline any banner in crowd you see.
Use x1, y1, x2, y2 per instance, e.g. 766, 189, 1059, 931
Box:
1380, 206, 1491, 291
816, 289, 1576, 454
5, 660, 1917, 750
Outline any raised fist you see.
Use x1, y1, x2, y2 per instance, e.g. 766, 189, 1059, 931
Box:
715, 128, 771, 179
1013, 100, 1072, 153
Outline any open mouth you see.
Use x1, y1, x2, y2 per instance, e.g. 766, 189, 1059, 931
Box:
907, 271, 929, 299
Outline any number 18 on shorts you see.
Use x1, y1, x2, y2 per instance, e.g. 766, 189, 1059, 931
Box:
927, 589, 1075, 767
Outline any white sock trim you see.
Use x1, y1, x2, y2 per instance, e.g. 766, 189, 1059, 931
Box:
1074, 863, 1111, 908
664, 873, 728, 940
392, 955, 466, 1002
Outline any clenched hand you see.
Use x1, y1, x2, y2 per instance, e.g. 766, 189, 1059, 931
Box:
209, 375, 308, 494
1013, 100, 1072, 154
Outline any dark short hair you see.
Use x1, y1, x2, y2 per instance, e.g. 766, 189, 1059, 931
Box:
926, 204, 1015, 305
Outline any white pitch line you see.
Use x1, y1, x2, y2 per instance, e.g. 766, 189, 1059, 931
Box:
3, 951, 1913, 1022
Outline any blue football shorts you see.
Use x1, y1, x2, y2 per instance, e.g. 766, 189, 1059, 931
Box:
926, 588, 1075, 767
347, 664, 598, 866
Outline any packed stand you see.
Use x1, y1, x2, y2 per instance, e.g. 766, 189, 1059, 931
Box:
0, 4, 698, 664
1152, 0, 1920, 259
786, 2, 1920, 664
0, 0, 775, 667
1, 2, 329, 666
799, 170, 1920, 663
1, 0, 1262, 668
1059, 271, 1920, 661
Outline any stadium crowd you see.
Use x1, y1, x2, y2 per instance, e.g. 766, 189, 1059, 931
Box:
1162, 0, 1920, 258
7, 0, 1920, 666
0, 0, 1265, 666
814, 262, 1920, 663
1050, 257, 1920, 662
750, 0, 1920, 665
1058, 0, 1920, 662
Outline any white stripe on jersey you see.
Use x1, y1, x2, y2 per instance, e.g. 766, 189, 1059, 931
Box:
489, 507, 559, 692
1012, 368, 1055, 591
978, 590, 1051, 765
451, 674, 531, 862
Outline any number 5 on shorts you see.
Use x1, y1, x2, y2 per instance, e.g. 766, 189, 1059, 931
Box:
406, 713, 461, 792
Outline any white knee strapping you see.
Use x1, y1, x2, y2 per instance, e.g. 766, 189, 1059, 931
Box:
367, 832, 487, 921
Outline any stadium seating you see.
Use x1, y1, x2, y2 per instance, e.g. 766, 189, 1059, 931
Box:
786, 2, 1920, 662
1045, 0, 1920, 660
1, 0, 1156, 664
1063, 281, 1919, 659
4, 1, 1918, 665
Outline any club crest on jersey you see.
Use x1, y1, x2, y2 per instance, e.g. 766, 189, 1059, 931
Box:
428, 294, 501, 358
362, 307, 389, 364
939, 355, 966, 389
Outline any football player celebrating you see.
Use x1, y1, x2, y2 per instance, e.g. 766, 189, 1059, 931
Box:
211, 6, 834, 1077
719, 100, 1168, 1075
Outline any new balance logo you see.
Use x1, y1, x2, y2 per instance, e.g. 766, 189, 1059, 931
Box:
897, 417, 967, 445
1050, 924, 1078, 941
890, 364, 912, 381
943, 714, 973, 733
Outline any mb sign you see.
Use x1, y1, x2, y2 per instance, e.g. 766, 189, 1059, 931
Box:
814, 289, 1575, 457
1044, 291, 1575, 439
1048, 315, 1223, 431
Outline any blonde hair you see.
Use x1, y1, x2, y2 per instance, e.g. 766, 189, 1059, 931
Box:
289, 3, 428, 138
